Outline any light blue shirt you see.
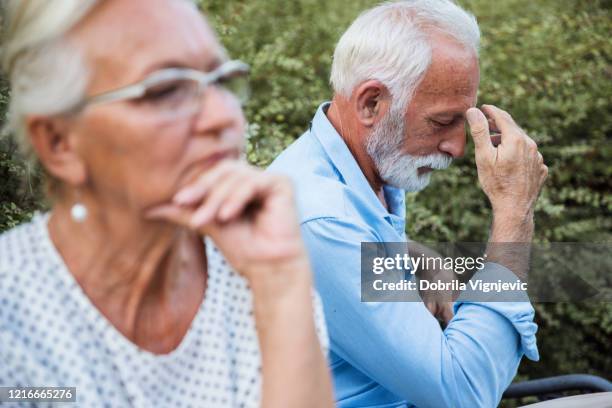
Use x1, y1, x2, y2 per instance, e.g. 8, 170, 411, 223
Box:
268, 102, 539, 408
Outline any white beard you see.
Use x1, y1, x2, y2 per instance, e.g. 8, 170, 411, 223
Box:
365, 108, 452, 192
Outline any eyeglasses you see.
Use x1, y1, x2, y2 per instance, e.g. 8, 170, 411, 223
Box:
72, 60, 250, 122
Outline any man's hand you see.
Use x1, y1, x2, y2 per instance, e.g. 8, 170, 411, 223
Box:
466, 105, 548, 278
466, 105, 548, 219
425, 301, 454, 327
409, 242, 456, 325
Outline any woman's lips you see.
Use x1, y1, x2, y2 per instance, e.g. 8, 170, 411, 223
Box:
181, 148, 240, 186
203, 149, 240, 166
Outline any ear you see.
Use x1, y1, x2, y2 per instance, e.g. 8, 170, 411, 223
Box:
26, 116, 87, 187
353, 80, 391, 128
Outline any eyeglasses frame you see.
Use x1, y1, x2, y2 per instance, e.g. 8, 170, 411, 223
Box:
71, 59, 250, 113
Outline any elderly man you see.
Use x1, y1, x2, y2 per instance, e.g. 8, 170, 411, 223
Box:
269, 0, 546, 407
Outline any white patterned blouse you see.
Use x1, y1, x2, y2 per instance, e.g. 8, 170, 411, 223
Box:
0, 213, 328, 407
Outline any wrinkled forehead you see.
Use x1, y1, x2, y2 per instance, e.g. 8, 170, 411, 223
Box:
409, 32, 480, 114
422, 33, 479, 94
68, 0, 226, 93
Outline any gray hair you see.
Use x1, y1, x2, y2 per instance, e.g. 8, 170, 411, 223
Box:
1, 0, 99, 158
330, 0, 480, 112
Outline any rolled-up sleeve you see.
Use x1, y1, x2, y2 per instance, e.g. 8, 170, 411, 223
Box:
302, 217, 539, 408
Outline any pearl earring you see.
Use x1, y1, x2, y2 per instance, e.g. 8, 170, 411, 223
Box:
70, 193, 88, 223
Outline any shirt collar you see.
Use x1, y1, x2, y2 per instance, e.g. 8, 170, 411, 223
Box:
310, 102, 406, 235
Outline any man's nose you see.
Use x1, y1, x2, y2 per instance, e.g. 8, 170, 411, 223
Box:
438, 125, 466, 158
192, 86, 244, 137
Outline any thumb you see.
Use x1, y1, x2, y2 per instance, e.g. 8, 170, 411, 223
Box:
466, 108, 494, 154
146, 203, 220, 236
145, 204, 193, 226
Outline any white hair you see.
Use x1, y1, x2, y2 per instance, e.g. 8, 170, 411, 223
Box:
330, 0, 480, 112
1, 0, 99, 158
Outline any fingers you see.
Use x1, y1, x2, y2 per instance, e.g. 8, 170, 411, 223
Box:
440, 303, 454, 325
480, 105, 521, 139
189, 170, 248, 227
217, 177, 267, 222
425, 301, 454, 326
146, 161, 259, 229
487, 118, 501, 134
145, 204, 193, 225
214, 174, 293, 223
147, 160, 290, 234
466, 108, 494, 156
471, 104, 550, 217
475, 105, 540, 153
173, 161, 236, 206
490, 133, 502, 147
425, 301, 437, 316
540, 163, 549, 185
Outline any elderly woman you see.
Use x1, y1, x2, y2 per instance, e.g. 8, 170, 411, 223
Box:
0, 0, 333, 406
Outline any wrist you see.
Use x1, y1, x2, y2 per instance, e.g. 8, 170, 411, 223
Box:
247, 255, 315, 333
490, 208, 534, 243
245, 254, 312, 302
492, 205, 534, 223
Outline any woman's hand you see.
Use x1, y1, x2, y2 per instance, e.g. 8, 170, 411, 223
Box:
146, 160, 306, 279
146, 159, 334, 407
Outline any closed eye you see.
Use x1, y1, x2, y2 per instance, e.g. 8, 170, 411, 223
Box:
431, 118, 456, 127
142, 83, 182, 100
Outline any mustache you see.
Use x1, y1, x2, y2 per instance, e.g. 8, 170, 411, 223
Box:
413, 153, 453, 170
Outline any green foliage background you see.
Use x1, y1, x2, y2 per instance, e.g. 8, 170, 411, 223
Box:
1, 0, 610, 403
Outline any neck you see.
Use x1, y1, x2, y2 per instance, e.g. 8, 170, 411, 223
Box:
48, 195, 206, 353
327, 98, 387, 207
